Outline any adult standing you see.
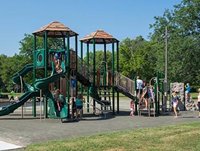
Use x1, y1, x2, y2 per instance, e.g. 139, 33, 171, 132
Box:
136, 76, 143, 99
185, 83, 191, 102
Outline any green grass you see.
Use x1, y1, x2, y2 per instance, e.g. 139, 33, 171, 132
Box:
191, 93, 198, 99
26, 122, 200, 151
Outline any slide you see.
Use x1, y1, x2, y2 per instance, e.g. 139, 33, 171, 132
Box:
76, 71, 111, 106
77, 70, 136, 102
46, 90, 68, 119
0, 62, 66, 116
12, 64, 33, 85
34, 72, 65, 90
0, 91, 39, 116
0, 64, 39, 116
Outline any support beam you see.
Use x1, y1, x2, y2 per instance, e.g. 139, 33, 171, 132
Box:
75, 35, 78, 97
87, 42, 90, 112
112, 42, 115, 114
116, 41, 119, 114
80, 41, 83, 96
93, 39, 96, 113
67, 35, 70, 118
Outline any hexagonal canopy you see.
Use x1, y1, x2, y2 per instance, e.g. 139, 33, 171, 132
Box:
80, 30, 118, 44
33, 21, 77, 37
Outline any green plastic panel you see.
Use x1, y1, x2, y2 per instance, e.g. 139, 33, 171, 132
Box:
35, 49, 45, 67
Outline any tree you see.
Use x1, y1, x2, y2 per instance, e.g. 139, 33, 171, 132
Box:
83, 50, 112, 72
119, 36, 157, 80
150, 0, 200, 85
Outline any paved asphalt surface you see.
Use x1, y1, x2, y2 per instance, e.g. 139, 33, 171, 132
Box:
0, 98, 199, 150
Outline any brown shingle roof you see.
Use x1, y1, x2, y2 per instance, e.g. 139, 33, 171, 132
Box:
33, 21, 78, 37
80, 30, 118, 44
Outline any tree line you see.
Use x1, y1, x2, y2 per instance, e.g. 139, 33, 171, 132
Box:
0, 0, 199, 92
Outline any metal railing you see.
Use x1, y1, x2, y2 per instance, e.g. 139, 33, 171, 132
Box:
114, 72, 135, 96
77, 57, 93, 83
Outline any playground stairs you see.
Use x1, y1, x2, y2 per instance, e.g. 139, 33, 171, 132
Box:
138, 101, 156, 117
114, 72, 136, 100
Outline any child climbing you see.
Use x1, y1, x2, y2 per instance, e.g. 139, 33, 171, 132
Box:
53, 52, 62, 73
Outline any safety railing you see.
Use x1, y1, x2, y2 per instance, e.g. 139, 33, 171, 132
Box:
114, 72, 135, 96
77, 57, 93, 83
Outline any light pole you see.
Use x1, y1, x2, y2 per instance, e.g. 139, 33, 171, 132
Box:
163, 26, 168, 112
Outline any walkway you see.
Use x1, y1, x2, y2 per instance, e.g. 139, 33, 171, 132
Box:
0, 99, 199, 150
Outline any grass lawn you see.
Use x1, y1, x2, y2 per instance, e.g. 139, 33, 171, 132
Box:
26, 122, 200, 151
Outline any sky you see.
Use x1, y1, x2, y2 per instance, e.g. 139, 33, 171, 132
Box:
0, 0, 182, 56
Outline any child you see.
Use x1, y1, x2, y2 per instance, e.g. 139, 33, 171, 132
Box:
197, 88, 200, 118
71, 97, 77, 119
172, 91, 179, 118
185, 83, 191, 102
130, 99, 135, 116
76, 94, 83, 119
54, 53, 62, 73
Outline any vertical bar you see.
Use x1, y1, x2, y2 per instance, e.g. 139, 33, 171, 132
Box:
163, 26, 168, 112
134, 77, 138, 115
104, 42, 107, 86
93, 39, 96, 113
87, 42, 90, 112
75, 35, 78, 97
116, 41, 119, 114
67, 35, 70, 118
44, 31, 48, 118
112, 42, 115, 114
93, 39, 96, 85
103, 42, 107, 101
44, 31, 48, 77
33, 34, 37, 117
80, 41, 83, 96
63, 37, 66, 50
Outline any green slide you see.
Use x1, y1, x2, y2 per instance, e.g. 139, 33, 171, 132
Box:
46, 90, 68, 119
0, 64, 39, 116
0, 62, 66, 117
76, 71, 110, 106
12, 64, 33, 85
0, 91, 39, 116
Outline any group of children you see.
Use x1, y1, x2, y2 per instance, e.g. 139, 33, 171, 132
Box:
172, 88, 200, 118
53, 89, 84, 120
130, 76, 155, 117
130, 77, 200, 118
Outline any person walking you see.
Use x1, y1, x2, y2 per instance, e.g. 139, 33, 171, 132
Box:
172, 91, 179, 118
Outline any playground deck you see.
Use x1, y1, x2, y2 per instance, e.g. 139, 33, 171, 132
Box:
0, 99, 199, 150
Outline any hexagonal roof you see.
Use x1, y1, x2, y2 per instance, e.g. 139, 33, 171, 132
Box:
80, 30, 118, 44
33, 21, 78, 37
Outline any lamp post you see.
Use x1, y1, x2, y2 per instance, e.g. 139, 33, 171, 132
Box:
163, 26, 168, 112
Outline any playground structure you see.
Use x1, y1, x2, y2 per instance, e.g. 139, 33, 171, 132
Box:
0, 21, 185, 119
0, 21, 137, 119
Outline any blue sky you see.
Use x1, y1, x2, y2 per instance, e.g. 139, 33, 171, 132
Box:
0, 0, 182, 56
